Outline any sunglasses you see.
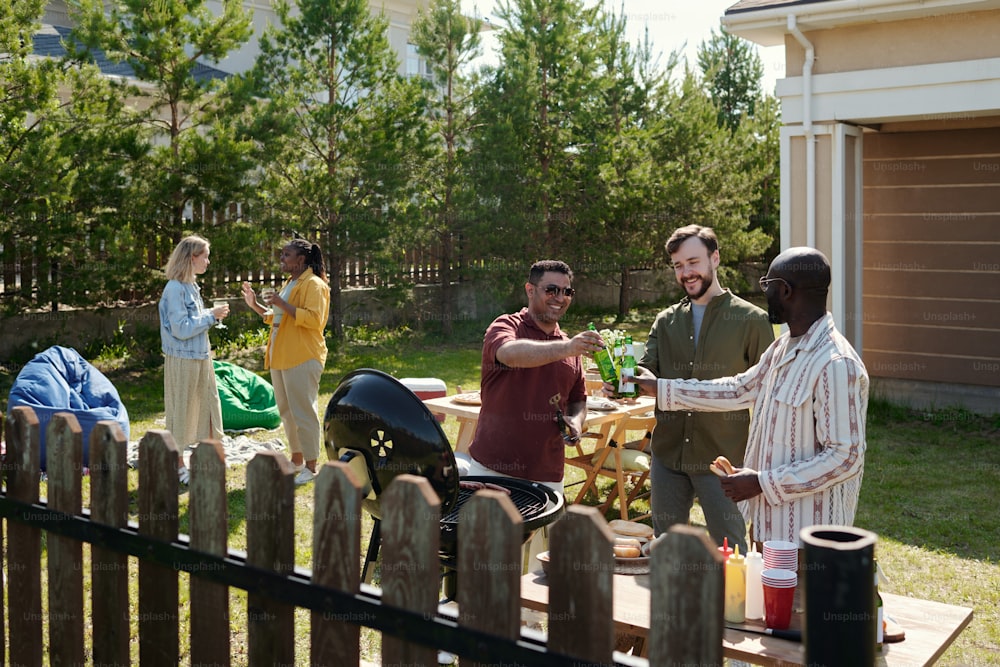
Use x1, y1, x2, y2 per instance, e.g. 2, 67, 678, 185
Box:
536, 284, 576, 298
759, 276, 792, 292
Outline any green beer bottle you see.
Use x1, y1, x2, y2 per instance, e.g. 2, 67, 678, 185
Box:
618, 334, 638, 398
588, 322, 618, 385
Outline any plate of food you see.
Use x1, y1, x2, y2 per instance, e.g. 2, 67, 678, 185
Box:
609, 519, 655, 541
451, 391, 482, 405
586, 396, 618, 411
613, 537, 651, 575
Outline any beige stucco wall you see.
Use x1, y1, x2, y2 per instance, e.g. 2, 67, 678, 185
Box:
783, 9, 1000, 76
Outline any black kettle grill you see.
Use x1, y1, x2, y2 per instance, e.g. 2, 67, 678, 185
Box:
323, 369, 565, 582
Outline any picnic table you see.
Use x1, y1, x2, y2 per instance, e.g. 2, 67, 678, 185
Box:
422, 393, 656, 455
519, 569, 972, 666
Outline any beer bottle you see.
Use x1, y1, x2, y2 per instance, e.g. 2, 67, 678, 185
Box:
588, 323, 618, 385
618, 334, 638, 398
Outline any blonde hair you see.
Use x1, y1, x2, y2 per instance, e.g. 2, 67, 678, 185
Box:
165, 235, 210, 283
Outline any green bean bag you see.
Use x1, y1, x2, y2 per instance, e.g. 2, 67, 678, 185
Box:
213, 361, 281, 431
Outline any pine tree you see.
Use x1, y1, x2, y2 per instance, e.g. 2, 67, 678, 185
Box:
69, 0, 255, 284
410, 0, 483, 335
243, 0, 430, 339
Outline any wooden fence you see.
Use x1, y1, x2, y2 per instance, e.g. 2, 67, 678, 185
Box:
0, 238, 450, 302
1, 406, 725, 666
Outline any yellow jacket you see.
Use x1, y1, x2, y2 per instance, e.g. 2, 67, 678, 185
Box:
264, 268, 330, 370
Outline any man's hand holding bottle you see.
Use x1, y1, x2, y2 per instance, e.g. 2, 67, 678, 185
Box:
602, 366, 657, 398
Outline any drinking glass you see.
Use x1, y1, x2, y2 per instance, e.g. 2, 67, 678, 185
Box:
213, 300, 227, 329
260, 287, 276, 314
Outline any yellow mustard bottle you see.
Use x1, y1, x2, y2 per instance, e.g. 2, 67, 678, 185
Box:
725, 545, 747, 623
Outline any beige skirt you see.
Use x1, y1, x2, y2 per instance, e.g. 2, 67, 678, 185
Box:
164, 355, 224, 448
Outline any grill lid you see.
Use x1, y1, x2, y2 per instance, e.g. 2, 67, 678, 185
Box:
323, 368, 460, 515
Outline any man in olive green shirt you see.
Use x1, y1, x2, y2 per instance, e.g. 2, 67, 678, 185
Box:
640, 225, 773, 553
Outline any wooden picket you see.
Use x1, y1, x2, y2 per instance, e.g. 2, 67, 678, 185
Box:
0, 406, 725, 666
90, 420, 130, 666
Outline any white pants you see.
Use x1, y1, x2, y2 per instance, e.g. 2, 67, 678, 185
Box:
462, 454, 564, 496
461, 454, 563, 573
270, 359, 323, 461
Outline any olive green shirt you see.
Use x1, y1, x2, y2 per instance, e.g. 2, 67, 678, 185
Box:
640, 290, 773, 474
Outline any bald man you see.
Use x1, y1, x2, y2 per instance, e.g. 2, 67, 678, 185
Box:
633, 247, 869, 546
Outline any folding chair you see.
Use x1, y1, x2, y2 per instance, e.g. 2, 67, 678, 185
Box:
571, 412, 656, 521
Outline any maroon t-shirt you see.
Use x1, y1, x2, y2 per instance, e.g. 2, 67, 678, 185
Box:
468, 308, 586, 482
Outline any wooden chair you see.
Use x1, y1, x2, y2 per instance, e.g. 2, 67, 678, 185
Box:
569, 411, 657, 521
561, 374, 618, 463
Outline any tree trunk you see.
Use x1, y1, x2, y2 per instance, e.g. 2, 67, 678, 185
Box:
440, 232, 454, 337
327, 239, 344, 340
618, 265, 631, 321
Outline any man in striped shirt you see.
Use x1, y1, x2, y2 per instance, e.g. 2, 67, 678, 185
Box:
633, 247, 869, 545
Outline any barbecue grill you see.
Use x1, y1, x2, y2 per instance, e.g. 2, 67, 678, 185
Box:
323, 369, 565, 584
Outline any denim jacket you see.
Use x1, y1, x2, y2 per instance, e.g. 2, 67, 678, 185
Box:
159, 280, 215, 359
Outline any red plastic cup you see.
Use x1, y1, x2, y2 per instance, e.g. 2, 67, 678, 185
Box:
763, 582, 796, 630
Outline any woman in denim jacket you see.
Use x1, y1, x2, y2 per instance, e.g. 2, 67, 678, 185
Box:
159, 235, 230, 483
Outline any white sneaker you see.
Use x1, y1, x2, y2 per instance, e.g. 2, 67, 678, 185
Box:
178, 465, 190, 485
294, 468, 315, 486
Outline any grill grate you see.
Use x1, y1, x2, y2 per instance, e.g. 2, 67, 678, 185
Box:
442, 485, 549, 525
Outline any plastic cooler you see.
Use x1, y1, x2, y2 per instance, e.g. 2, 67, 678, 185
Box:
399, 377, 447, 421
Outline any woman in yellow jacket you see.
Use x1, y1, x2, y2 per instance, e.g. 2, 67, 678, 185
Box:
242, 238, 330, 485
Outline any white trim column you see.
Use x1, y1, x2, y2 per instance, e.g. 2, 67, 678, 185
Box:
831, 123, 864, 348
779, 122, 865, 347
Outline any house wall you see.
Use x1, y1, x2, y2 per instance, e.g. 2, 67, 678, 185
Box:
783, 9, 1000, 76
42, 0, 426, 77
862, 125, 1000, 391
768, 6, 1000, 413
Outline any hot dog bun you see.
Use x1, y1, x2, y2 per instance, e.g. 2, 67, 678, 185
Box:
710, 455, 735, 477
613, 545, 642, 559
608, 519, 654, 539
614, 537, 642, 550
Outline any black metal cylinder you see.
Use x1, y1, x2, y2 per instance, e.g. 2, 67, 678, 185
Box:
801, 525, 878, 667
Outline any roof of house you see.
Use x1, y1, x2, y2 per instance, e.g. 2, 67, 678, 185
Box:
722, 0, 1000, 46
726, 0, 826, 14
32, 24, 230, 82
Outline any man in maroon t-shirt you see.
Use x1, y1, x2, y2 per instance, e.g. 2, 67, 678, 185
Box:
466, 260, 605, 493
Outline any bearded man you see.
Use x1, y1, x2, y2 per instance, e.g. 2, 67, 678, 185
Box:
638, 225, 774, 551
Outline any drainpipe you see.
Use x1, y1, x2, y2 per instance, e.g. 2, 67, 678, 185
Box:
788, 15, 816, 248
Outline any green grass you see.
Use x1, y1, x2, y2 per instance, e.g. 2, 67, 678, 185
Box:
8, 309, 1000, 665
853, 400, 1000, 666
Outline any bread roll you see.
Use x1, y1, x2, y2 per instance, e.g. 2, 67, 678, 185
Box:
613, 545, 642, 559
710, 455, 735, 477
609, 519, 654, 539
614, 537, 642, 549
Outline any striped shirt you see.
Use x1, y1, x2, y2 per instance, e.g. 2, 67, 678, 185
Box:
656, 313, 869, 546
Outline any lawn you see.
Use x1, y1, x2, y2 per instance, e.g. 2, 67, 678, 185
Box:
4, 309, 999, 665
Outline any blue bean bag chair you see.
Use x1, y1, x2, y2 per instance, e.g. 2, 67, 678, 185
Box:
214, 360, 281, 431
6, 346, 130, 471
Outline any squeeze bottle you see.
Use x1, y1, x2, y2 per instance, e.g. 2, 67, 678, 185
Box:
745, 543, 764, 620
724, 545, 747, 623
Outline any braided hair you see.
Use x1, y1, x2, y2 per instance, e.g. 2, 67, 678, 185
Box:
287, 238, 327, 282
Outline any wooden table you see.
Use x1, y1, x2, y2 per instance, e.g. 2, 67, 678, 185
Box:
422, 394, 655, 455
519, 570, 972, 666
